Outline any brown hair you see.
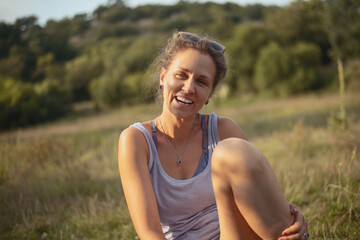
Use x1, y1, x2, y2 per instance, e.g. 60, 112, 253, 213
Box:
149, 31, 227, 102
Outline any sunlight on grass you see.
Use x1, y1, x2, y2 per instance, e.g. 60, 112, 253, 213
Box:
1, 93, 359, 239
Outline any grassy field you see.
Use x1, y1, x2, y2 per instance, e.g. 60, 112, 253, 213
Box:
0, 92, 359, 239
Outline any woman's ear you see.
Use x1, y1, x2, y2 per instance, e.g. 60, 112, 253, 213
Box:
208, 88, 215, 99
160, 67, 166, 86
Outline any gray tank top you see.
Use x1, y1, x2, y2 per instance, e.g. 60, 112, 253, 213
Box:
130, 113, 221, 240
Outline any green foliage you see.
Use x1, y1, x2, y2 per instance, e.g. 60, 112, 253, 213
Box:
88, 36, 161, 106
15, 16, 38, 32
0, 77, 39, 128
65, 50, 104, 101
265, 0, 330, 62
226, 24, 270, 93
33, 52, 65, 82
240, 3, 266, 20
152, 16, 191, 33
287, 42, 321, 93
1, 0, 360, 129
68, 14, 91, 35
0, 77, 71, 129
254, 42, 321, 96
89, 75, 124, 107
96, 24, 139, 40
34, 79, 72, 120
345, 59, 360, 92
101, 6, 130, 23
0, 45, 36, 81
0, 22, 22, 58
254, 42, 290, 95
323, 0, 360, 60
323, 0, 359, 131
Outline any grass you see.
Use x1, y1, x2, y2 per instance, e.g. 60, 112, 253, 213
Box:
0, 92, 359, 239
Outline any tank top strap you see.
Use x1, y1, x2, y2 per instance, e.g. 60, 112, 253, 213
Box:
207, 113, 221, 151
151, 120, 158, 148
129, 122, 156, 172
201, 114, 207, 151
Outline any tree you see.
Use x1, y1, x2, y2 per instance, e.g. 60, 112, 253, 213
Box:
0, 77, 72, 129
65, 50, 104, 101
254, 41, 321, 96
265, 0, 330, 63
324, 0, 360, 129
0, 45, 35, 81
0, 22, 21, 58
254, 42, 290, 95
287, 42, 321, 93
15, 16, 38, 32
226, 24, 270, 93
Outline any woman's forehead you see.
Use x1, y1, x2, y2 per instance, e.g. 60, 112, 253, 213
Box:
169, 49, 216, 79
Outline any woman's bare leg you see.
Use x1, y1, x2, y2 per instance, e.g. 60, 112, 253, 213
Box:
211, 138, 294, 240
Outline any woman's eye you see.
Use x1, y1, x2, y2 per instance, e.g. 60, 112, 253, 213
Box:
197, 79, 208, 86
175, 73, 187, 79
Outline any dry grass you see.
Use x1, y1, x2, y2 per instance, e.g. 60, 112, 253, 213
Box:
0, 92, 359, 239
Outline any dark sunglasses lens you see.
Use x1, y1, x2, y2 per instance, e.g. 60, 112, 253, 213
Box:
181, 33, 200, 42
210, 42, 225, 52
179, 32, 225, 53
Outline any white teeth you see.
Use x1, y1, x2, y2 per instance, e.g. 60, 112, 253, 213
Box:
176, 96, 193, 104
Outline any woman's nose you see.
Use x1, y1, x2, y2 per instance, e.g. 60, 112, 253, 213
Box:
182, 78, 195, 93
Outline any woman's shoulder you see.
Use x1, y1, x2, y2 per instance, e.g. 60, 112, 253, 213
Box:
118, 121, 153, 165
119, 120, 153, 149
215, 115, 248, 141
120, 120, 152, 139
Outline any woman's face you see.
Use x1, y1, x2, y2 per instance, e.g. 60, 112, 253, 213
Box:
160, 48, 216, 119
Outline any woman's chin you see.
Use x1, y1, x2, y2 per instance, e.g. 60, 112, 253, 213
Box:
168, 105, 199, 119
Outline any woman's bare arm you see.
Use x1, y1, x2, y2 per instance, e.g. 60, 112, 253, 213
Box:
118, 127, 166, 240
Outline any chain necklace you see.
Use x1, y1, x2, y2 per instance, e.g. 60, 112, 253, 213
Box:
158, 115, 197, 165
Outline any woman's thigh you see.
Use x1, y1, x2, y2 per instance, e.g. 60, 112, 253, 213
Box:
211, 138, 293, 240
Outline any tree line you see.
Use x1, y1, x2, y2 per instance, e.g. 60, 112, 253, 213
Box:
0, 0, 359, 129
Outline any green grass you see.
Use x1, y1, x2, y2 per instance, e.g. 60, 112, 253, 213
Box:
0, 93, 359, 239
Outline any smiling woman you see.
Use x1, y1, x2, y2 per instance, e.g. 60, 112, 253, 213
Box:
118, 31, 309, 240
160, 48, 216, 119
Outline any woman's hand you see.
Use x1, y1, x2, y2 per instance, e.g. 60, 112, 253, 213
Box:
279, 203, 309, 240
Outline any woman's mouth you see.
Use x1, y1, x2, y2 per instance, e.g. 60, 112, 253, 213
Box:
175, 96, 194, 105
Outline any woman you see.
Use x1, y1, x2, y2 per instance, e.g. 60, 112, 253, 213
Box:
118, 32, 309, 240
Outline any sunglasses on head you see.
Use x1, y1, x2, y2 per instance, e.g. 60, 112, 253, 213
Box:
177, 32, 225, 54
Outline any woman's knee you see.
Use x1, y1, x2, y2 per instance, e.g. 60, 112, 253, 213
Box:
212, 138, 266, 176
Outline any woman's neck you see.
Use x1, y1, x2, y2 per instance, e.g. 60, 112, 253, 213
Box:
159, 110, 199, 141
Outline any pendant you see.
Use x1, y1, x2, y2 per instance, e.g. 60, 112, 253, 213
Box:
177, 157, 182, 165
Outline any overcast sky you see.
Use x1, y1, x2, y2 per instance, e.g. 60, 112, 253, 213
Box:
0, 0, 291, 25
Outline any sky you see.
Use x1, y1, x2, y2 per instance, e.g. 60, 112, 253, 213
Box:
0, 0, 292, 26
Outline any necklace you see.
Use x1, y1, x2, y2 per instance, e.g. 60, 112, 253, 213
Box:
158, 115, 196, 165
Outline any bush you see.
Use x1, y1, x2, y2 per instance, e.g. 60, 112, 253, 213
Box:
226, 24, 270, 93
34, 79, 72, 120
345, 59, 360, 92
65, 52, 103, 101
254, 42, 290, 95
254, 42, 322, 96
0, 77, 39, 128
287, 42, 321, 93
96, 24, 138, 40
89, 75, 125, 107
0, 77, 72, 129
88, 36, 161, 107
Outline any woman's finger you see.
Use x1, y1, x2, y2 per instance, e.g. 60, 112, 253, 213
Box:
279, 203, 309, 239
281, 220, 301, 237
279, 230, 310, 240
288, 202, 299, 214
279, 216, 309, 240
